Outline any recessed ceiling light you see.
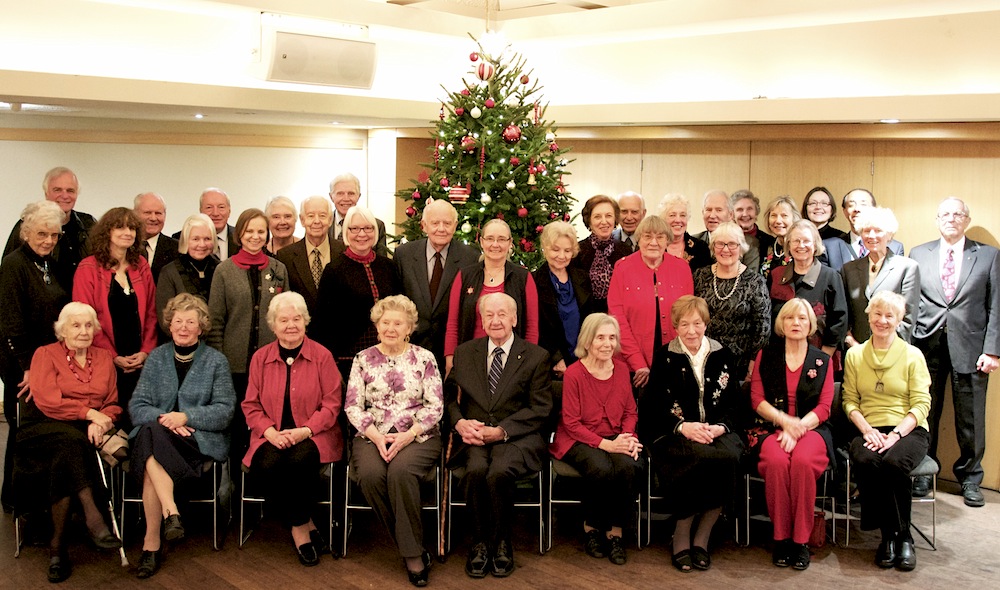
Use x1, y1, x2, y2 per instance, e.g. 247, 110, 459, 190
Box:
329, 121, 341, 125
880, 119, 900, 124
194, 113, 204, 119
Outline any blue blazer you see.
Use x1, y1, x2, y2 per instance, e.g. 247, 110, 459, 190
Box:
821, 236, 904, 271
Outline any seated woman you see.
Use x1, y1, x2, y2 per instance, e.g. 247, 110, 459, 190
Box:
843, 291, 930, 572
549, 313, 642, 566
749, 299, 834, 570
242, 292, 343, 567
127, 293, 236, 579
639, 296, 743, 573
15, 302, 122, 583
345, 295, 443, 587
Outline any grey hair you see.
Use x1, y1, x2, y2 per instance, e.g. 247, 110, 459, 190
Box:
477, 292, 517, 319
265, 196, 297, 217
616, 191, 645, 210
133, 192, 166, 210
656, 193, 690, 217
19, 200, 65, 241
329, 172, 361, 194
54, 302, 101, 341
42, 167, 77, 194
162, 292, 211, 334
370, 295, 419, 331
574, 313, 621, 359
178, 213, 216, 255
300, 195, 333, 216
709, 221, 750, 256
422, 198, 459, 223
787, 220, 826, 257
702, 189, 731, 212
266, 291, 311, 329
199, 188, 230, 208
854, 207, 899, 235
342, 205, 378, 248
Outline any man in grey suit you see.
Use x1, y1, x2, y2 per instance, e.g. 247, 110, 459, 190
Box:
445, 293, 552, 578
328, 172, 389, 258
841, 207, 920, 347
394, 199, 479, 368
910, 198, 1000, 506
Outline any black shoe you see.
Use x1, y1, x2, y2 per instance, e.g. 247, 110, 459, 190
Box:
465, 542, 490, 578
296, 541, 320, 567
406, 552, 431, 587
896, 538, 916, 571
48, 552, 72, 583
690, 545, 711, 571
89, 528, 122, 550
491, 539, 515, 577
163, 514, 185, 542
136, 550, 162, 579
911, 475, 931, 498
584, 529, 606, 558
962, 483, 985, 507
875, 538, 897, 568
309, 529, 330, 555
791, 543, 810, 570
608, 535, 627, 565
772, 539, 791, 567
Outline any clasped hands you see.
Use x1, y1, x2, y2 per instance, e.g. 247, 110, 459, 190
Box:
86, 409, 115, 446
114, 351, 148, 374
264, 425, 311, 450
455, 418, 506, 447
600, 433, 643, 460
774, 413, 808, 453
680, 421, 726, 445
159, 412, 195, 437
862, 428, 898, 454
365, 425, 417, 462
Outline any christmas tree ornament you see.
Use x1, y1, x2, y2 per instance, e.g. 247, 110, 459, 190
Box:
517, 207, 529, 218
470, 107, 482, 119
506, 180, 516, 190
461, 135, 476, 152
439, 178, 449, 187
477, 63, 495, 81
449, 186, 470, 204
549, 143, 559, 152
461, 222, 472, 233
484, 98, 496, 108
439, 106, 445, 120
502, 124, 521, 144
446, 143, 455, 153
520, 75, 529, 84
455, 107, 465, 116
559, 159, 568, 167
545, 131, 555, 142
470, 52, 479, 62
406, 206, 416, 217
461, 88, 470, 96
564, 213, 571, 221
549, 212, 558, 219
538, 163, 547, 173
417, 170, 430, 183
481, 194, 492, 205
411, 190, 421, 200
535, 225, 544, 233
510, 156, 520, 166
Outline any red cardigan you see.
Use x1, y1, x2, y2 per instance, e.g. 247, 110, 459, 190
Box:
241, 338, 344, 466
550, 359, 637, 460
29, 342, 121, 423
607, 252, 693, 372
72, 256, 158, 357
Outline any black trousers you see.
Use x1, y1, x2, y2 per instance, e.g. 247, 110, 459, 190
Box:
249, 438, 320, 528
849, 426, 929, 540
918, 330, 988, 485
461, 443, 533, 546
561, 442, 643, 531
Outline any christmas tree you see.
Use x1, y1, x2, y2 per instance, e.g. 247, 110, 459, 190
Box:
396, 35, 574, 270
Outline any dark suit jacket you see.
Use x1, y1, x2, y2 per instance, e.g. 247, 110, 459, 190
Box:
145, 233, 179, 284
445, 336, 553, 472
750, 226, 775, 269
841, 250, 921, 343
910, 238, 1000, 373
276, 237, 346, 336
821, 235, 904, 271
394, 238, 479, 364
328, 217, 389, 259
5, 209, 96, 292
531, 266, 594, 366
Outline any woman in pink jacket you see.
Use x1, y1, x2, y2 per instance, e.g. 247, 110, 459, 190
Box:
607, 214, 693, 390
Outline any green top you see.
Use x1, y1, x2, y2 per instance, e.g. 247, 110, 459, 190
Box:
842, 336, 931, 430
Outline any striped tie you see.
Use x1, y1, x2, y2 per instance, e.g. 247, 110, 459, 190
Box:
488, 348, 504, 397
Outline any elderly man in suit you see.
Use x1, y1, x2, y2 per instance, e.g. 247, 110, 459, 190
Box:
841, 207, 920, 348
394, 199, 479, 368
822, 189, 904, 270
276, 195, 343, 337
910, 197, 1000, 506
611, 191, 646, 253
134, 192, 178, 283
731, 189, 773, 271
328, 172, 389, 258
445, 293, 552, 578
172, 188, 239, 260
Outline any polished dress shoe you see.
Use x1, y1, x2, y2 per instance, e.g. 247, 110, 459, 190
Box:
296, 541, 320, 567
136, 549, 162, 579
163, 514, 185, 542
465, 542, 490, 578
89, 528, 122, 550
406, 551, 432, 587
309, 529, 330, 555
911, 475, 931, 498
48, 552, 72, 583
491, 539, 515, 577
896, 538, 916, 571
791, 543, 811, 570
962, 483, 985, 507
584, 529, 606, 558
608, 535, 627, 566
772, 539, 791, 567
875, 538, 897, 568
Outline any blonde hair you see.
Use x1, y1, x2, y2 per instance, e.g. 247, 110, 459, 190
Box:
540, 221, 579, 256
774, 298, 818, 338
370, 295, 419, 332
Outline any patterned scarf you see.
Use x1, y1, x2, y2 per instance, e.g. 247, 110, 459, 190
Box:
345, 247, 380, 301
589, 234, 616, 299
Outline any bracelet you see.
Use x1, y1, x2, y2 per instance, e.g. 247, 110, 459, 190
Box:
409, 426, 420, 438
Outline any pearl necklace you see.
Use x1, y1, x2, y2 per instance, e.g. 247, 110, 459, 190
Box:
712, 264, 741, 301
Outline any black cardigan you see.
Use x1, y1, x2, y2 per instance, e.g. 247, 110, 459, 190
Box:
532, 266, 594, 365
316, 253, 401, 361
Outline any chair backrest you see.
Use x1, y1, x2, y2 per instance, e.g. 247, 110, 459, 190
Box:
827, 381, 852, 450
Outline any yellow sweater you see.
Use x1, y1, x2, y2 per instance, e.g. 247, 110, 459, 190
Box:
842, 337, 931, 430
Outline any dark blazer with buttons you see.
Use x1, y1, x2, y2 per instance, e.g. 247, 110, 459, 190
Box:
445, 335, 553, 472
394, 237, 479, 365
841, 250, 921, 343
276, 237, 346, 337
146, 233, 179, 284
821, 235, 904, 271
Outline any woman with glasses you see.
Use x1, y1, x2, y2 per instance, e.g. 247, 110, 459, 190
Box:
443, 218, 538, 375
801, 187, 847, 242
693, 222, 770, 382
768, 220, 848, 362
316, 205, 401, 376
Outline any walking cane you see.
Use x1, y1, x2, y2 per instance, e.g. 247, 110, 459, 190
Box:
95, 450, 129, 567
439, 386, 461, 558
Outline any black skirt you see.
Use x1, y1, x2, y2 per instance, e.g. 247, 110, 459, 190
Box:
650, 431, 744, 520
13, 418, 106, 513
130, 422, 206, 485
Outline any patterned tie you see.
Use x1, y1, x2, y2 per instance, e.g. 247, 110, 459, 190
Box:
488, 348, 504, 397
942, 248, 956, 302
429, 251, 444, 301
336, 218, 344, 240
215, 235, 223, 258
311, 248, 324, 288
858, 239, 868, 258
143, 240, 152, 261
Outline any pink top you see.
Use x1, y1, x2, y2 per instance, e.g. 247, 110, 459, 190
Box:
549, 359, 638, 460
29, 342, 121, 423
443, 273, 539, 356
750, 349, 834, 423
73, 256, 158, 357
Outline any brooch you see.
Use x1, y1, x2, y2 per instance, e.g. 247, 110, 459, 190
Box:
467, 287, 474, 294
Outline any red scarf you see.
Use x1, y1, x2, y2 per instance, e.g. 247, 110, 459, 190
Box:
344, 247, 379, 300
230, 248, 268, 270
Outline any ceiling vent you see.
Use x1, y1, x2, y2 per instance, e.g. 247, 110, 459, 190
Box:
266, 31, 376, 89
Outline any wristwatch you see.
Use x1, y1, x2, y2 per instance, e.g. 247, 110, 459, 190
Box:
891, 427, 903, 437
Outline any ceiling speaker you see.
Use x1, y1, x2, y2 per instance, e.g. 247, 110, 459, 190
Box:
267, 31, 376, 89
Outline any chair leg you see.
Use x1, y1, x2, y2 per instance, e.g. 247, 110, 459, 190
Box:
342, 464, 351, 557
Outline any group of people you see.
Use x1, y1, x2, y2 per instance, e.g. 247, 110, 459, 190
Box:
0, 167, 996, 584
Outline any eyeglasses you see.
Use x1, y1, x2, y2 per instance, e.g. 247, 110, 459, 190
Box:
482, 236, 511, 245
170, 318, 200, 329
789, 238, 814, 246
347, 226, 375, 235
35, 231, 63, 241
807, 201, 832, 208
713, 242, 740, 251
937, 212, 968, 222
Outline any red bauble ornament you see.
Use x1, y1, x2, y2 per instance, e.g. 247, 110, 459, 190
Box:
517, 207, 529, 218
563, 213, 571, 221
557, 184, 566, 194
537, 164, 547, 173
496, 212, 504, 220
510, 156, 520, 166
477, 63, 495, 81
470, 52, 479, 62
440, 178, 450, 187
454, 107, 465, 116
411, 190, 421, 200
484, 98, 496, 108
460, 135, 477, 153
417, 170, 430, 183
502, 124, 521, 144
549, 212, 558, 219
535, 225, 544, 233
461, 88, 470, 96
405, 206, 416, 217
549, 142, 559, 152
520, 75, 529, 84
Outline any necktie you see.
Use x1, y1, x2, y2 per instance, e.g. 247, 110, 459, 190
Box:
488, 348, 504, 397
858, 239, 868, 258
311, 248, 324, 288
429, 252, 444, 301
336, 218, 344, 240
143, 240, 152, 261
942, 248, 956, 302
215, 235, 223, 258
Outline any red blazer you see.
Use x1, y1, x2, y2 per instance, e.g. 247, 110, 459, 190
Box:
72, 256, 158, 357
608, 252, 693, 371
241, 338, 344, 466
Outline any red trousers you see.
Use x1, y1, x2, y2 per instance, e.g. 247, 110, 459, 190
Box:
758, 431, 828, 544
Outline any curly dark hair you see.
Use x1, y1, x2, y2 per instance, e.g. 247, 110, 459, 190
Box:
580, 194, 620, 231
89, 207, 146, 270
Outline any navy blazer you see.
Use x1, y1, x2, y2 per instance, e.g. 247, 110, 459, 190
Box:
821, 235, 904, 271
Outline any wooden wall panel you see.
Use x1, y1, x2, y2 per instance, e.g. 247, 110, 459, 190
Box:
394, 137, 434, 230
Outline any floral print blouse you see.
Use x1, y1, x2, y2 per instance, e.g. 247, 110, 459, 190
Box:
345, 344, 443, 442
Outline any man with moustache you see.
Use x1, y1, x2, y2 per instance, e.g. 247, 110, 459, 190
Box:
612, 191, 646, 252
731, 189, 773, 271
134, 192, 178, 283
328, 172, 389, 258
822, 189, 904, 270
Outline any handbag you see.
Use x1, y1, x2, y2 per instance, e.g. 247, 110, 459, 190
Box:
99, 428, 130, 468
808, 509, 827, 548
